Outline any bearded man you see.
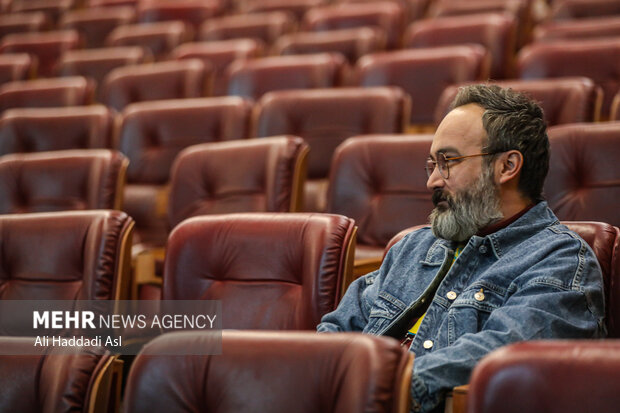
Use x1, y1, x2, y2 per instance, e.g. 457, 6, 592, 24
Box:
317, 84, 605, 413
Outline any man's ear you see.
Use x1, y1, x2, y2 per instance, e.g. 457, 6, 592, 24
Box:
497, 150, 523, 185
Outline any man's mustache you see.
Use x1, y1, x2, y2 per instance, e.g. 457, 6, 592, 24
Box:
432, 189, 448, 207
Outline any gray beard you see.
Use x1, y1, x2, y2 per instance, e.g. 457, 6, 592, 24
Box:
429, 167, 503, 242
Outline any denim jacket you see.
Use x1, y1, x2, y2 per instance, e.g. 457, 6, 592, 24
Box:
317, 202, 606, 412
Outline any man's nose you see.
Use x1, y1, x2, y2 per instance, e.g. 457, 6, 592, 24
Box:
426, 165, 444, 191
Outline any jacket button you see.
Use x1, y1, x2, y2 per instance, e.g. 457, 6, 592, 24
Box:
446, 291, 457, 300
474, 289, 485, 301
423, 340, 433, 349
479, 245, 488, 254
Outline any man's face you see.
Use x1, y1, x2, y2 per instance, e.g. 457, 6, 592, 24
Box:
427, 104, 503, 242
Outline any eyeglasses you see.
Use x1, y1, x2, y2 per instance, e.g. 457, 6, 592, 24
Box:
425, 152, 497, 179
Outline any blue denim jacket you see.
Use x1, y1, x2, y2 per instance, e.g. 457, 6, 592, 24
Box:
317, 202, 606, 412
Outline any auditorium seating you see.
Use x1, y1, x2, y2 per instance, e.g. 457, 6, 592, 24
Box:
0, 76, 95, 112
162, 213, 355, 328
171, 39, 264, 95
612, 90, 620, 121
124, 331, 413, 412
117, 96, 252, 247
136, 0, 220, 33
0, 29, 81, 77
10, 0, 74, 26
518, 37, 620, 118
467, 340, 620, 413
353, 44, 489, 128
404, 13, 517, 79
0, 337, 122, 413
274, 27, 386, 64
100, 59, 210, 111
549, 0, 620, 20
545, 122, 620, 228
105, 21, 192, 60
0, 210, 134, 301
198, 11, 295, 45
240, 0, 328, 21
59, 6, 136, 49
302, 1, 407, 49
0, 105, 114, 155
435, 77, 602, 127
327, 134, 434, 276
0, 53, 35, 84
0, 12, 48, 39
533, 15, 620, 42
0, 149, 127, 212
254, 86, 410, 211
226, 53, 346, 100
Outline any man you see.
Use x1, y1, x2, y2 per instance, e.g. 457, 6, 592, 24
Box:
317, 84, 605, 412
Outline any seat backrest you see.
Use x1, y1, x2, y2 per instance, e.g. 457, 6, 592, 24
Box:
518, 37, 620, 118
167, 136, 308, 228
10, 0, 74, 26
467, 340, 620, 413
0, 210, 134, 301
124, 331, 413, 413
0, 149, 127, 212
0, 29, 81, 77
383, 221, 620, 337
0, 53, 35, 84
226, 53, 346, 101
59, 6, 136, 48
549, 0, 620, 20
534, 15, 620, 43
0, 11, 49, 39
105, 21, 191, 60
545, 122, 620, 228
0, 76, 94, 112
136, 0, 220, 31
198, 12, 295, 45
354, 44, 489, 125
404, 13, 517, 79
0, 105, 114, 155
241, 0, 328, 21
101, 59, 209, 111
302, 1, 407, 49
163, 213, 356, 329
435, 77, 602, 126
327, 135, 433, 248
0, 337, 119, 413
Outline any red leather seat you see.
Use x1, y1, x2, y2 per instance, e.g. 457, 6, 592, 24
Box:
168, 136, 308, 228
549, 0, 620, 20
101, 59, 210, 111
612, 90, 620, 121
0, 53, 36, 85
198, 11, 295, 45
86, 0, 136, 8
0, 76, 95, 112
534, 15, 620, 43
171, 39, 264, 96
335, 0, 431, 22
0, 337, 122, 413
353, 45, 489, 126
327, 134, 434, 276
518, 37, 620, 118
302, 1, 407, 49
0, 209, 134, 301
105, 21, 192, 60
435, 77, 602, 127
0, 105, 114, 155
0, 11, 48, 39
468, 340, 620, 413
0, 30, 81, 77
240, 0, 329, 21
162, 213, 356, 328
137, 0, 221, 33
0, 149, 127, 212
545, 122, 620, 228
118, 96, 252, 246
404, 13, 517, 79
274, 27, 387, 64
254, 86, 410, 211
226, 53, 346, 100
124, 331, 413, 412
59, 6, 136, 49
10, 0, 74, 26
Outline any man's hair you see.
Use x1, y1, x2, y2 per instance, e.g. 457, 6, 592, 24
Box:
451, 84, 549, 202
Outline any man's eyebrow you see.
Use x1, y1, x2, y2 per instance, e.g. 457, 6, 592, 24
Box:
430, 146, 461, 158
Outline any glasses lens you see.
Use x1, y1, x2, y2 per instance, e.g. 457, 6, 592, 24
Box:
425, 158, 435, 178
437, 153, 448, 179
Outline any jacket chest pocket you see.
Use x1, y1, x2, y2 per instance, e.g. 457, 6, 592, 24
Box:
366, 292, 407, 334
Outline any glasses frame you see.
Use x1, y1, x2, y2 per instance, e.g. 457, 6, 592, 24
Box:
426, 152, 498, 179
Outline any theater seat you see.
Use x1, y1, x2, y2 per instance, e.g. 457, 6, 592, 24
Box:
467, 340, 620, 413
545, 122, 620, 228
162, 213, 356, 328
0, 105, 114, 155
533, 15, 620, 43
0, 76, 95, 112
124, 331, 413, 413
136, 0, 220, 32
0, 337, 122, 413
101, 59, 210, 111
9, 0, 74, 27
0, 149, 128, 212
59, 6, 136, 49
118, 97, 252, 247
435, 77, 602, 127
105, 21, 192, 60
0, 12, 49, 39
240, 0, 329, 21
198, 11, 295, 45
327, 135, 434, 276
518, 37, 620, 118
0, 53, 36, 84
353, 44, 489, 128
254, 86, 410, 211
0, 210, 134, 301
226, 53, 346, 100
549, 0, 620, 20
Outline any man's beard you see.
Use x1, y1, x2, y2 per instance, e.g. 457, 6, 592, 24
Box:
429, 165, 503, 242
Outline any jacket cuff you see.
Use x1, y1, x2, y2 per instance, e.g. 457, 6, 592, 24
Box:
410, 373, 441, 412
